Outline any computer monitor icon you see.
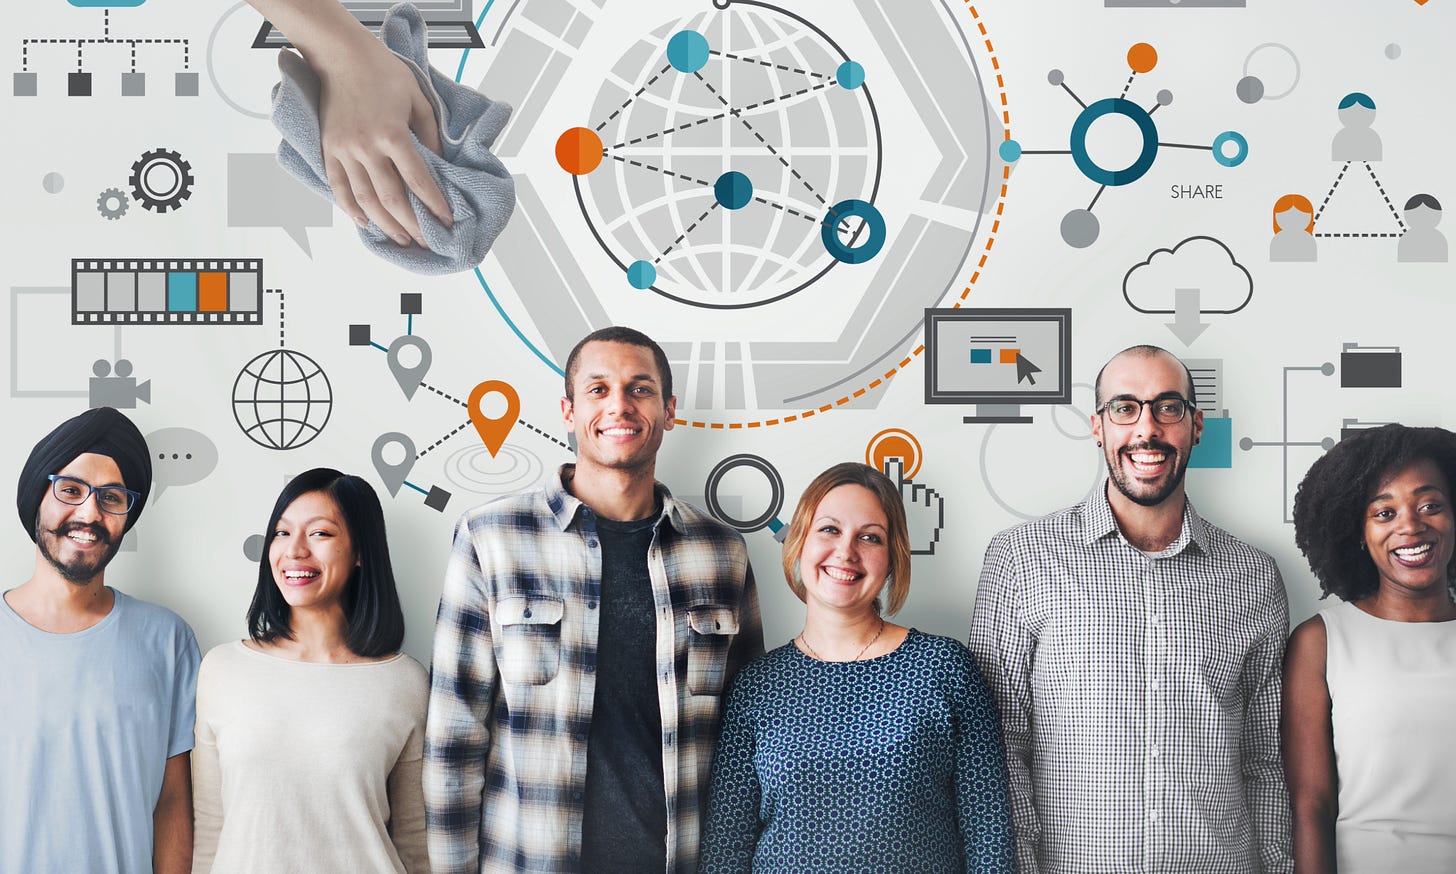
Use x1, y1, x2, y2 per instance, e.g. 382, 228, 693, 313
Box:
924, 307, 1072, 424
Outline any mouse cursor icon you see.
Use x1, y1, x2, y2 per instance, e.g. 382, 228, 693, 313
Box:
1014, 353, 1041, 385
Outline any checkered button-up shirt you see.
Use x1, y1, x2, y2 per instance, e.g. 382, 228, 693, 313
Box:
425, 465, 763, 874
969, 483, 1292, 874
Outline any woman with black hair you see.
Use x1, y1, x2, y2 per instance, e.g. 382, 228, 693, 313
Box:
191, 468, 429, 873
1287, 424, 1456, 873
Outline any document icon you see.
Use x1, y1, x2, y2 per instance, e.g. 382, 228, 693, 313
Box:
1339, 344, 1401, 389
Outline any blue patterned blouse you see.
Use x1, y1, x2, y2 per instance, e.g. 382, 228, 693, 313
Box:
698, 629, 1015, 873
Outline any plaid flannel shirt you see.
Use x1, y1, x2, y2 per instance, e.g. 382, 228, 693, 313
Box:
425, 465, 764, 874
969, 484, 1293, 874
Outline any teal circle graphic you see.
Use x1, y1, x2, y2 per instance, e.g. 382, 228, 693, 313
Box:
714, 171, 754, 210
998, 139, 1022, 162
821, 199, 886, 264
1069, 97, 1159, 187
667, 30, 710, 73
1211, 131, 1248, 167
836, 60, 865, 89
627, 260, 657, 289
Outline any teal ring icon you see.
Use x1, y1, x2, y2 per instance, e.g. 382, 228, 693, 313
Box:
1211, 131, 1248, 167
1070, 97, 1159, 186
821, 199, 886, 264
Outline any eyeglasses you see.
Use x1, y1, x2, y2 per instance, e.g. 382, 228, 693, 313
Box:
46, 475, 140, 515
1097, 396, 1194, 426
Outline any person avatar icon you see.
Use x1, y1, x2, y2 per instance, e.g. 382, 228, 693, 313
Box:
1398, 193, 1448, 263
1332, 92, 1382, 162
1270, 193, 1318, 262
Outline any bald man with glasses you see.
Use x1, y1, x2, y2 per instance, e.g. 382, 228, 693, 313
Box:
969, 345, 1293, 874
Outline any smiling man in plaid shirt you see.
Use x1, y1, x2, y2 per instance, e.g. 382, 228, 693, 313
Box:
425, 326, 763, 874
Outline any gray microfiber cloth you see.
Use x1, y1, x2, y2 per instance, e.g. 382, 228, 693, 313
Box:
270, 2, 516, 275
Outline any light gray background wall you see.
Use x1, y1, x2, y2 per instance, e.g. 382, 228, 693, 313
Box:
4, 0, 1452, 665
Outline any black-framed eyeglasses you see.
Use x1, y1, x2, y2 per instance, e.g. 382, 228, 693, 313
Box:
46, 474, 140, 515
1096, 396, 1195, 426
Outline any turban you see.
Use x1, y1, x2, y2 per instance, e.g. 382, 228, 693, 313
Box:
16, 407, 153, 541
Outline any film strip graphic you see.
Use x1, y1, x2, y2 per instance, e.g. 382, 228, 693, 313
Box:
71, 259, 263, 325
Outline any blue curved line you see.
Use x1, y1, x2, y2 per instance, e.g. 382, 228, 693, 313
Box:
454, 0, 495, 83
473, 266, 564, 376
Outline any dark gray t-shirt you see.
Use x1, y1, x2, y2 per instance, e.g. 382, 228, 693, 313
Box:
580, 511, 667, 873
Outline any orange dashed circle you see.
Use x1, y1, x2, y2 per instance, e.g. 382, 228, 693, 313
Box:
556, 127, 604, 175
1127, 43, 1158, 74
673, 3, 1009, 429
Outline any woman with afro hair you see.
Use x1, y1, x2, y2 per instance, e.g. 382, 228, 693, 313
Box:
1286, 423, 1456, 872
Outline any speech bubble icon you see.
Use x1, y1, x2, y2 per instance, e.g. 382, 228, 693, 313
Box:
146, 427, 219, 502
227, 153, 333, 257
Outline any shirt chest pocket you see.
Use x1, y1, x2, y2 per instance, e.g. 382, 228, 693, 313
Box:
687, 604, 739, 696
495, 595, 565, 686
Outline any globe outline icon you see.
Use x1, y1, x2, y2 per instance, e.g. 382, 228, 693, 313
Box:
231, 349, 333, 451
575, 5, 884, 309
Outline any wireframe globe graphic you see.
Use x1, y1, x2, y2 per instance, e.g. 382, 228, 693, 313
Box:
231, 349, 332, 450
576, 7, 882, 308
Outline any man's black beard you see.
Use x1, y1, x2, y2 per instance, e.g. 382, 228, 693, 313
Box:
36, 520, 120, 584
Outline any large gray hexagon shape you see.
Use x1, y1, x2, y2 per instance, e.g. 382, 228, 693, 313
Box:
477, 0, 999, 413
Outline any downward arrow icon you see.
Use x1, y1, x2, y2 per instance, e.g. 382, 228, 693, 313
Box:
1166, 287, 1211, 346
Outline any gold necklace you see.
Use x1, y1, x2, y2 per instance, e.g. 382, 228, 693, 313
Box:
799, 618, 886, 662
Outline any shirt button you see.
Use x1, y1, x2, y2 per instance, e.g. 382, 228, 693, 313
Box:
587, 601, 598, 610
1150, 614, 1162, 626
585, 662, 596, 674
1149, 679, 1160, 691
575, 732, 588, 743
522, 608, 532, 619
1149, 809, 1160, 822
572, 790, 584, 803
587, 539, 598, 548
1150, 746, 1160, 758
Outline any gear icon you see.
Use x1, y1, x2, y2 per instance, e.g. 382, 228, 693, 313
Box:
129, 147, 194, 213
97, 187, 130, 220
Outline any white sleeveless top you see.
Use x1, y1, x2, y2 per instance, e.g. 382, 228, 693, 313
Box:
1322, 599, 1456, 873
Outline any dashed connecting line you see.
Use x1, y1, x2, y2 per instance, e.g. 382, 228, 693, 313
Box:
672, 2, 1011, 430
1311, 160, 1408, 239
14, 8, 197, 98
999, 42, 1247, 248
555, 24, 885, 296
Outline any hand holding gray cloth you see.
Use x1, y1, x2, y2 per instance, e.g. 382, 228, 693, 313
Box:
17, 407, 153, 541
270, 2, 516, 275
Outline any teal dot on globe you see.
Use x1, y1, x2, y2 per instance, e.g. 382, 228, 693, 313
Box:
999, 139, 1022, 162
714, 172, 754, 210
836, 61, 865, 90
627, 260, 656, 289
667, 30, 710, 73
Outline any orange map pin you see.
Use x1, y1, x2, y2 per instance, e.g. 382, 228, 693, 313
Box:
469, 380, 521, 457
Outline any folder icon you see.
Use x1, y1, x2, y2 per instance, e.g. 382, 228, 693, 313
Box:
1340, 344, 1401, 389
1340, 418, 1395, 442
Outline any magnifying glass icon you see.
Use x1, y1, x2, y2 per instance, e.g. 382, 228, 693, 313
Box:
704, 454, 788, 542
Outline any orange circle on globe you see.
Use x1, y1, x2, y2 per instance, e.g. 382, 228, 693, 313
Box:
556, 127, 604, 175
1127, 43, 1157, 74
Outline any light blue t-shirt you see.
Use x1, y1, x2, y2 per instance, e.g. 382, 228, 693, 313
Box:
0, 587, 200, 874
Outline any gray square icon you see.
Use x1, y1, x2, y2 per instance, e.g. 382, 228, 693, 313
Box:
137, 272, 167, 311
107, 272, 137, 311
122, 72, 146, 97
13, 72, 37, 97
174, 72, 199, 97
74, 273, 106, 312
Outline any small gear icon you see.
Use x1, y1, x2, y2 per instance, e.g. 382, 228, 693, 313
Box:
129, 147, 194, 213
97, 188, 130, 220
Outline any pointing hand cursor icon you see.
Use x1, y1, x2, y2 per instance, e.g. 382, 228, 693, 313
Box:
881, 456, 945, 556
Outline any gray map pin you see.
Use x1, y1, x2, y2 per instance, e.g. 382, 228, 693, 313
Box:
387, 335, 432, 399
371, 432, 417, 497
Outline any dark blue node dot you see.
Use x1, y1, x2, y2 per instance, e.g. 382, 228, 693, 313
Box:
836, 61, 865, 89
667, 30, 710, 74
714, 171, 754, 210
999, 139, 1022, 162
627, 260, 656, 290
